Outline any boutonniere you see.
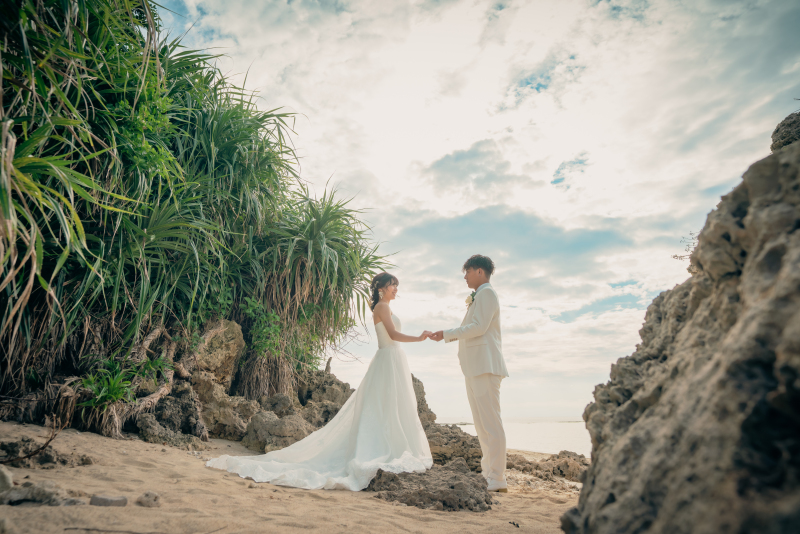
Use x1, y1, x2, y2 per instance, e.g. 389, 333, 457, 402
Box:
465, 290, 477, 308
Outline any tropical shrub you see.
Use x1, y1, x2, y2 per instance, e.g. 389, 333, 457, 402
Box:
0, 0, 383, 430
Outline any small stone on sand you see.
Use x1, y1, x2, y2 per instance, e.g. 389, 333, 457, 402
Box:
90, 494, 127, 507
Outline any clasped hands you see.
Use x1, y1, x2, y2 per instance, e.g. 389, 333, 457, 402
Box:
419, 330, 444, 342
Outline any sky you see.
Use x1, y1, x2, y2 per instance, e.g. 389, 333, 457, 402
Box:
159, 0, 800, 422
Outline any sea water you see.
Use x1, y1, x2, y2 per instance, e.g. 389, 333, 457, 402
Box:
441, 418, 592, 458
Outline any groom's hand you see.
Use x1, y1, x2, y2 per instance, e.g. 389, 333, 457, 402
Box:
429, 331, 444, 342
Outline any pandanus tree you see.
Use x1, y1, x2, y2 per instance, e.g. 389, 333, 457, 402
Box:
0, 0, 384, 435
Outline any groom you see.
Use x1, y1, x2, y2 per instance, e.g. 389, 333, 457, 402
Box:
429, 254, 509, 492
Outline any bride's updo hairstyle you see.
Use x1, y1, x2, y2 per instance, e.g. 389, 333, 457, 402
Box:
370, 272, 399, 311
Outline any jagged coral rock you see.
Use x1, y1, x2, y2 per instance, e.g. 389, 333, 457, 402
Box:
258, 393, 298, 418
295, 370, 354, 428
194, 320, 246, 388
241, 411, 313, 453
562, 142, 800, 534
506, 451, 589, 483
0, 438, 94, 468
296, 369, 354, 407
137, 413, 208, 450
0, 480, 85, 506
412, 374, 437, 425
153, 381, 205, 436
366, 457, 492, 512
424, 423, 483, 472
192, 371, 260, 440
771, 111, 800, 153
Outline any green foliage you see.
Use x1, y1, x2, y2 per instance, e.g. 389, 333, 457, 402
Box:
0, 0, 385, 398
137, 354, 173, 386
242, 297, 281, 357
79, 359, 135, 412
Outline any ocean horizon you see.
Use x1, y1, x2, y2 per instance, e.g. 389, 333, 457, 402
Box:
439, 417, 592, 458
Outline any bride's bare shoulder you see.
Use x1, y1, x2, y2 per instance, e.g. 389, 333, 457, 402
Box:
372, 302, 389, 324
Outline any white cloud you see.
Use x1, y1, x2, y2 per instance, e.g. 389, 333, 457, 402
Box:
161, 0, 800, 421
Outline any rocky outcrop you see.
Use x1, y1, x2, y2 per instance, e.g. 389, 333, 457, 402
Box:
152, 381, 207, 438
424, 423, 483, 472
193, 319, 246, 388
297, 369, 354, 406
296, 370, 354, 428
771, 111, 800, 153
562, 141, 800, 533
507, 451, 589, 483
136, 413, 208, 450
0, 480, 85, 506
258, 392, 299, 417
412, 374, 437, 425
241, 411, 313, 453
366, 457, 492, 512
0, 438, 94, 468
192, 370, 261, 440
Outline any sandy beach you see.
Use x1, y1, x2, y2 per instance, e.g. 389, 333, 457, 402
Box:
0, 421, 577, 534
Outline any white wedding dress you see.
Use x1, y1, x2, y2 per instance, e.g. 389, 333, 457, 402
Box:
206, 314, 433, 490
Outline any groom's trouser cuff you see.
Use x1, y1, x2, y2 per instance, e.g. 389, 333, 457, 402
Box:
465, 373, 506, 482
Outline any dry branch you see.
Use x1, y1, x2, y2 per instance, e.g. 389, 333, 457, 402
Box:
0, 415, 66, 465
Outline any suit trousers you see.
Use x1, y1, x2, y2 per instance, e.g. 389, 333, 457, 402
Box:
465, 373, 506, 482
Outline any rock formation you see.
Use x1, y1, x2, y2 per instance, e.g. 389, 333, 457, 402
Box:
241, 410, 313, 453
507, 451, 589, 483
137, 413, 208, 450
424, 423, 483, 471
152, 382, 206, 438
0, 480, 85, 506
412, 374, 437, 425
191, 370, 261, 440
366, 457, 493, 512
0, 438, 94, 468
771, 111, 800, 153
295, 369, 354, 428
193, 320, 246, 389
561, 136, 800, 533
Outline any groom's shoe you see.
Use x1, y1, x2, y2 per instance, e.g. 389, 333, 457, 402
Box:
487, 479, 508, 493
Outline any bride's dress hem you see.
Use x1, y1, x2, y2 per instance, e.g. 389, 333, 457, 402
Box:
205, 314, 433, 492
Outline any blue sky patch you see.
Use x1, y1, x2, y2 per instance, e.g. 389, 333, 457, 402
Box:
553, 293, 643, 323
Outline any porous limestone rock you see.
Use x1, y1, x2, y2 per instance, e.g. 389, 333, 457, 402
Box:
192, 370, 260, 440
0, 438, 94, 468
771, 111, 800, 153
412, 374, 437, 425
136, 413, 208, 450
424, 423, 483, 472
194, 319, 246, 387
561, 142, 800, 534
298, 400, 342, 428
0, 480, 85, 506
241, 411, 313, 453
507, 451, 589, 483
296, 369, 354, 407
295, 369, 354, 429
153, 381, 207, 439
258, 393, 298, 418
366, 457, 492, 512
136, 491, 161, 508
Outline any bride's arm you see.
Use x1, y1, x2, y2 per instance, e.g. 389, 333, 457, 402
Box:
373, 303, 428, 342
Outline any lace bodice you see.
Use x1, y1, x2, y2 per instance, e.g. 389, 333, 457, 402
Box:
375, 314, 401, 349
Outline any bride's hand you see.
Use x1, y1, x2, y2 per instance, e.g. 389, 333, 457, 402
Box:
419, 330, 433, 341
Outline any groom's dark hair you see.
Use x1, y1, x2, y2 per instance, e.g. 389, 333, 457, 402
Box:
463, 255, 495, 278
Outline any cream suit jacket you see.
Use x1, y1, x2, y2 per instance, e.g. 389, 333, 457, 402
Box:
444, 283, 509, 378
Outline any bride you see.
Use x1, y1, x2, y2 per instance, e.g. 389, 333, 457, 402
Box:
206, 272, 434, 490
